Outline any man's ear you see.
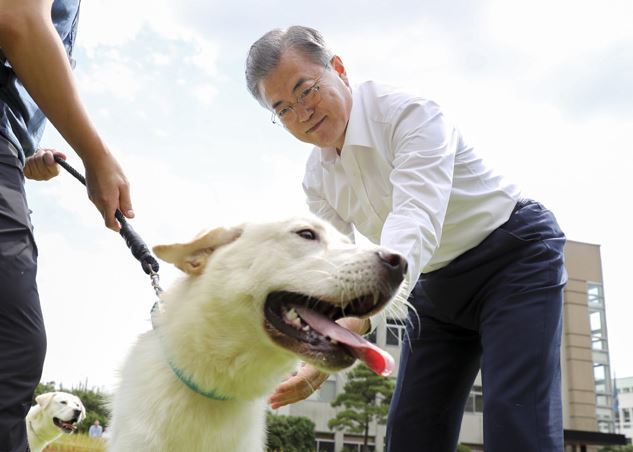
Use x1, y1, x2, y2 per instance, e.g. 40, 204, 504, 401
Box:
153, 227, 243, 275
35, 392, 55, 409
330, 55, 349, 85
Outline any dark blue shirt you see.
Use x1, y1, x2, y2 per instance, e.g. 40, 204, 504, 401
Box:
0, 0, 81, 167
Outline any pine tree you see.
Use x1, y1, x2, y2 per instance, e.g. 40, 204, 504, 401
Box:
328, 363, 395, 451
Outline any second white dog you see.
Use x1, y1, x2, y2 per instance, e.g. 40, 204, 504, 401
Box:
109, 215, 406, 451
26, 391, 86, 452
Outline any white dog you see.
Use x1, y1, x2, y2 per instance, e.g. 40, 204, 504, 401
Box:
26, 391, 86, 452
109, 215, 406, 451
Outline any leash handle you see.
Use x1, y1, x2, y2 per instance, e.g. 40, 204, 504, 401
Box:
54, 155, 160, 275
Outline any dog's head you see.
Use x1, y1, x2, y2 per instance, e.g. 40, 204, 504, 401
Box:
153, 215, 406, 374
34, 392, 86, 433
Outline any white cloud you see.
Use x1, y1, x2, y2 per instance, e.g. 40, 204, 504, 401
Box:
76, 60, 142, 100
483, 0, 633, 64
192, 83, 219, 106
77, 0, 173, 51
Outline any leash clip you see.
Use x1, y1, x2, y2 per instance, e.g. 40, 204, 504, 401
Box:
148, 268, 165, 329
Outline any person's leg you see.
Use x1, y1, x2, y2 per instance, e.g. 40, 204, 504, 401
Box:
0, 161, 47, 452
386, 313, 481, 452
479, 202, 566, 452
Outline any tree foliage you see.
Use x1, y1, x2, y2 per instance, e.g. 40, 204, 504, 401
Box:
32, 381, 110, 434
328, 363, 395, 451
266, 412, 316, 452
599, 447, 633, 452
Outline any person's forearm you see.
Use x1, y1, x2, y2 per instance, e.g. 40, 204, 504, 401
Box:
336, 317, 370, 335
0, 0, 107, 163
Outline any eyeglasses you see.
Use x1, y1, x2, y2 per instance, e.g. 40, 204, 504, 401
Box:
270, 68, 327, 125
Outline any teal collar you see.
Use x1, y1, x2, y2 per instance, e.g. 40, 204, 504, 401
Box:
167, 359, 232, 401
151, 301, 232, 401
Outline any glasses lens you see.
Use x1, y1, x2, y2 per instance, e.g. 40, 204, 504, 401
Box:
300, 85, 320, 107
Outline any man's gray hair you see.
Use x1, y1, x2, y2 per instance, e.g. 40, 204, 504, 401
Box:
245, 26, 333, 108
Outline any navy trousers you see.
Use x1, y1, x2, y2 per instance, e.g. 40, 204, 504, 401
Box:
386, 199, 566, 452
0, 147, 46, 452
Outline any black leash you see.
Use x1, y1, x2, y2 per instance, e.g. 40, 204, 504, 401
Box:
53, 155, 163, 297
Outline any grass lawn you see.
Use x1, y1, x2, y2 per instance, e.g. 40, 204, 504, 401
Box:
43, 434, 107, 451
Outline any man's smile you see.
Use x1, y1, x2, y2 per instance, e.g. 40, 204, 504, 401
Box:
306, 116, 326, 134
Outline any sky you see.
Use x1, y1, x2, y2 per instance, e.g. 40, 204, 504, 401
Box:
26, 0, 632, 392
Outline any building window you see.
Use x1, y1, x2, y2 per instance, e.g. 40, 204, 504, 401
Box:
592, 338, 606, 350
386, 318, 406, 346
343, 443, 375, 451
465, 385, 483, 413
316, 439, 335, 452
624, 408, 631, 424
594, 364, 610, 395
586, 281, 615, 433
365, 329, 377, 344
587, 283, 604, 308
590, 311, 603, 334
598, 420, 612, 433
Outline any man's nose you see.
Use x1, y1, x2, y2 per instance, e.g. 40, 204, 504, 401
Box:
295, 103, 314, 122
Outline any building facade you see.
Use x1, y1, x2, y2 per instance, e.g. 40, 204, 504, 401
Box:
278, 240, 624, 451
615, 376, 633, 442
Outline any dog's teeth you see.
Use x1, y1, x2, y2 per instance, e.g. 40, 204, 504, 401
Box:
291, 318, 302, 327
286, 308, 298, 320
302, 325, 310, 331
329, 338, 338, 345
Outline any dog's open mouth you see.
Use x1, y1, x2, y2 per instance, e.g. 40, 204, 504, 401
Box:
53, 417, 79, 433
264, 291, 394, 375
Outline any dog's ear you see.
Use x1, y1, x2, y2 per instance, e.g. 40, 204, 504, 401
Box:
79, 399, 86, 421
35, 392, 55, 409
153, 227, 242, 275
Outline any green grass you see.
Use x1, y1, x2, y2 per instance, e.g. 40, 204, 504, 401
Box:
43, 433, 106, 451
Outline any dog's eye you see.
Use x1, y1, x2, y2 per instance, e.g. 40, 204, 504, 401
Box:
60, 401, 67, 405
296, 229, 318, 241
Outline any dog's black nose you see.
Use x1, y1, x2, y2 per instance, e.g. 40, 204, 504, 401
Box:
73, 409, 82, 417
377, 250, 408, 289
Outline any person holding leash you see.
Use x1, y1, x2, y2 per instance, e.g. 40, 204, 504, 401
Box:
0, 1, 133, 450
245, 26, 567, 451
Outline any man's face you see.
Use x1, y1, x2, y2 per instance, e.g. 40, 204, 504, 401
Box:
259, 48, 352, 150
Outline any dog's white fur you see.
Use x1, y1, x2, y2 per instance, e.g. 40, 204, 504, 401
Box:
26, 391, 86, 452
108, 215, 404, 451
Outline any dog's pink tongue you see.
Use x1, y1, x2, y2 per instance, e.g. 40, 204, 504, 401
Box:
294, 306, 395, 377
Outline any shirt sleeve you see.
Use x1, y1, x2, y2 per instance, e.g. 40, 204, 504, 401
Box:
302, 151, 355, 241
380, 99, 457, 292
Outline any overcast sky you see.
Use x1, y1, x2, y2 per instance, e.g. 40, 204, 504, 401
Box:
26, 0, 633, 392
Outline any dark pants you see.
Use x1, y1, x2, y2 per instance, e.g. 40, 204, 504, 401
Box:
386, 199, 566, 452
0, 146, 46, 452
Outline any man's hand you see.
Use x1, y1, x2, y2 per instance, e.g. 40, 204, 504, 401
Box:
23, 148, 67, 181
82, 148, 134, 232
268, 362, 329, 409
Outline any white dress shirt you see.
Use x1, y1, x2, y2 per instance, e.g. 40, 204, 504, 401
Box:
303, 81, 521, 291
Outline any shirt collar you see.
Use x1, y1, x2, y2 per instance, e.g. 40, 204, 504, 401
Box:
319, 83, 373, 167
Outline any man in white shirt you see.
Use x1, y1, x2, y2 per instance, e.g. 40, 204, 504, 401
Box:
246, 26, 566, 451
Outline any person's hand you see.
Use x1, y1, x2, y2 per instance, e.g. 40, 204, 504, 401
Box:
82, 148, 134, 232
268, 362, 329, 409
23, 148, 67, 181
